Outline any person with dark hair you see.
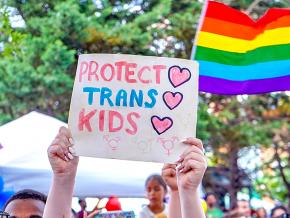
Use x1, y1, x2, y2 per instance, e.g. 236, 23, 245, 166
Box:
271, 205, 288, 218
3, 189, 47, 218
77, 198, 100, 218
139, 174, 168, 218
205, 192, 223, 218
77, 198, 87, 218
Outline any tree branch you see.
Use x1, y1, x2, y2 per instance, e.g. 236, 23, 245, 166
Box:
245, 0, 263, 15
274, 143, 290, 189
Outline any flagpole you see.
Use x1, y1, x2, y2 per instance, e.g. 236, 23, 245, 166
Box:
191, 0, 209, 60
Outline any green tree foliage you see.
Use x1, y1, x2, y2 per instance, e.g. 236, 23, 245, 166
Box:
203, 93, 289, 208
0, 5, 25, 57
252, 96, 290, 209
0, 0, 202, 123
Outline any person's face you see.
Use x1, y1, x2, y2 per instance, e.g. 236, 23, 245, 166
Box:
146, 179, 166, 206
256, 208, 266, 218
237, 201, 251, 217
272, 208, 287, 218
206, 195, 217, 208
4, 199, 45, 218
79, 200, 87, 209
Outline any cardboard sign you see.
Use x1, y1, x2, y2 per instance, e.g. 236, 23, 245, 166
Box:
68, 54, 198, 163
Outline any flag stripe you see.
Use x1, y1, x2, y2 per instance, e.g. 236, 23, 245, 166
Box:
195, 44, 290, 65
206, 1, 290, 27
197, 28, 290, 53
199, 60, 290, 81
201, 16, 290, 40
199, 75, 290, 95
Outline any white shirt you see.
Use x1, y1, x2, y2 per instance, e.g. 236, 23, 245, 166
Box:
139, 204, 168, 218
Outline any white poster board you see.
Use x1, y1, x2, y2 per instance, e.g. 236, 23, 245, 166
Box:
69, 54, 198, 163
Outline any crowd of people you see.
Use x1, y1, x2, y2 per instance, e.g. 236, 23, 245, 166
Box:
1, 127, 289, 218
204, 193, 289, 218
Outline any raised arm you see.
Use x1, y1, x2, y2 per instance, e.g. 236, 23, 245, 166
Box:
177, 138, 207, 218
162, 163, 181, 218
43, 127, 79, 218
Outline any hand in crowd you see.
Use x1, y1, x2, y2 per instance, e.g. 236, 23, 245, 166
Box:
47, 126, 78, 176
162, 138, 207, 192
161, 163, 178, 192
83, 209, 100, 218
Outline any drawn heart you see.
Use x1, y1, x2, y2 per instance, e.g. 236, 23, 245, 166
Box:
163, 91, 183, 110
168, 66, 191, 88
151, 116, 173, 135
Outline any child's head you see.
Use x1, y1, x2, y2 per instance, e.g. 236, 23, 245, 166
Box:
145, 174, 167, 206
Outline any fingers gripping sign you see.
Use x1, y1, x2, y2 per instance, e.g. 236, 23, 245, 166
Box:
162, 163, 178, 191
161, 138, 207, 218
177, 138, 207, 191
47, 127, 79, 176
161, 137, 207, 192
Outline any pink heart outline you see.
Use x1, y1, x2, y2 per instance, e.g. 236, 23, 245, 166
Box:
168, 65, 191, 88
162, 91, 183, 110
151, 116, 173, 135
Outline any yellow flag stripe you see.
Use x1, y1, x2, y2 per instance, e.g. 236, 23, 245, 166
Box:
197, 27, 290, 53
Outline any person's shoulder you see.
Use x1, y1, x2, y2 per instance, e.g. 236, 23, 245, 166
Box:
140, 205, 150, 212
208, 207, 223, 214
77, 211, 84, 218
139, 205, 153, 217
163, 203, 169, 213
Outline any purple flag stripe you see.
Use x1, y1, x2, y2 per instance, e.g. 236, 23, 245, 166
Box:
199, 75, 290, 95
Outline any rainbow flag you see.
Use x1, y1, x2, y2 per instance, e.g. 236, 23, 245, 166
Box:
193, 0, 290, 95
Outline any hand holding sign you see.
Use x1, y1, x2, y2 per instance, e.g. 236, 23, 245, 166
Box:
69, 54, 198, 163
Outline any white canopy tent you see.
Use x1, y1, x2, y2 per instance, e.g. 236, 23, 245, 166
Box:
0, 111, 163, 197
